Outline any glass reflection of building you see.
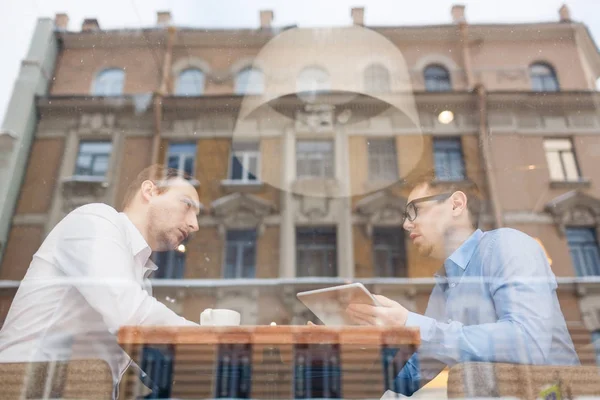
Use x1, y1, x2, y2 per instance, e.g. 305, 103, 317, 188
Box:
0, 4, 600, 399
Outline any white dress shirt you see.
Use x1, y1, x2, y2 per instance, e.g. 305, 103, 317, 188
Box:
0, 203, 197, 395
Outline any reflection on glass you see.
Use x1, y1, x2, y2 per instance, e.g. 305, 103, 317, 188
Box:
74, 141, 112, 177
424, 64, 451, 92
433, 138, 465, 181
167, 142, 196, 177
175, 68, 205, 96
297, 227, 337, 277
224, 230, 257, 278
92, 68, 125, 96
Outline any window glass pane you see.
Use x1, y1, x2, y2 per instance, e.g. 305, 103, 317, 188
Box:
183, 156, 194, 176
93, 69, 125, 96
235, 68, 264, 95
530, 63, 559, 92
167, 142, 196, 177
167, 155, 179, 171
247, 155, 258, 181
561, 151, 580, 181
424, 65, 451, 92
368, 139, 398, 180
224, 245, 238, 279
75, 141, 112, 177
91, 155, 109, 176
225, 230, 256, 279
545, 151, 565, 181
230, 155, 243, 180
175, 69, 204, 96
567, 228, 600, 277
296, 228, 337, 277
364, 64, 390, 93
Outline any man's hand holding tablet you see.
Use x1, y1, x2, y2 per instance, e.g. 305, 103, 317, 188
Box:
298, 283, 389, 326
345, 294, 409, 326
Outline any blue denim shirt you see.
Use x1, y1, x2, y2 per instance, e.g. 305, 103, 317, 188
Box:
393, 228, 580, 396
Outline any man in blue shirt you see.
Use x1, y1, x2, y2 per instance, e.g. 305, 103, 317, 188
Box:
346, 176, 579, 396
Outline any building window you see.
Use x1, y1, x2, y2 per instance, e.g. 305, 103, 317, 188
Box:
294, 344, 341, 399
368, 139, 398, 181
296, 227, 337, 277
544, 139, 581, 182
74, 141, 112, 178
175, 68, 205, 96
592, 331, 600, 366
152, 244, 186, 279
373, 228, 406, 277
235, 67, 264, 95
530, 63, 559, 92
297, 66, 331, 94
566, 228, 600, 277
296, 140, 334, 179
424, 65, 451, 92
229, 142, 260, 182
140, 345, 175, 399
215, 344, 252, 398
224, 230, 257, 279
92, 68, 125, 96
364, 64, 390, 93
433, 138, 465, 181
167, 142, 196, 178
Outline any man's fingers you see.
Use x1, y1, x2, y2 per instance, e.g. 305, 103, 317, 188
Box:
373, 295, 398, 307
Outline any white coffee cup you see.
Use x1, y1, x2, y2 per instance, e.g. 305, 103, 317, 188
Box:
200, 308, 241, 326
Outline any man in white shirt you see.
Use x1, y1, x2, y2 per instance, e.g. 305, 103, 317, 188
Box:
0, 164, 201, 397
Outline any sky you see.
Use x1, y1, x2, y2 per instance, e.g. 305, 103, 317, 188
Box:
0, 0, 598, 125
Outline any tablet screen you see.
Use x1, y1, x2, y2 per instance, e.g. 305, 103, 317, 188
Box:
297, 283, 379, 326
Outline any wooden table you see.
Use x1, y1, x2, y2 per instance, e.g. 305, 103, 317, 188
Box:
118, 326, 420, 399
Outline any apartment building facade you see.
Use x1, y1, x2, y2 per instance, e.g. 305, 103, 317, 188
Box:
0, 4, 599, 398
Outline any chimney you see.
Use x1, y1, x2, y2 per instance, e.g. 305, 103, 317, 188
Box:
351, 7, 365, 26
82, 18, 100, 32
451, 5, 466, 24
260, 10, 274, 29
54, 13, 69, 30
559, 4, 571, 22
157, 11, 172, 26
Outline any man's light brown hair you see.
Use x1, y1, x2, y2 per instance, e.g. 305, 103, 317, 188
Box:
121, 164, 193, 210
406, 171, 483, 229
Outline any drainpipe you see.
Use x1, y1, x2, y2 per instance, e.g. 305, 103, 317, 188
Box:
476, 84, 503, 228
459, 22, 475, 89
151, 25, 176, 164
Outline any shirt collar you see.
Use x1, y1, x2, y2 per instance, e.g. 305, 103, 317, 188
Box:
434, 229, 484, 281
444, 229, 483, 276
118, 213, 157, 272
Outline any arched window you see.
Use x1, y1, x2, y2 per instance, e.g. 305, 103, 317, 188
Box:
530, 63, 559, 92
296, 66, 331, 93
92, 68, 125, 96
175, 68, 205, 96
235, 67, 264, 95
364, 64, 391, 93
424, 65, 451, 92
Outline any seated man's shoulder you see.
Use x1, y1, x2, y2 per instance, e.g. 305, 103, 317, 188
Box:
63, 203, 122, 229
69, 203, 119, 218
485, 227, 535, 245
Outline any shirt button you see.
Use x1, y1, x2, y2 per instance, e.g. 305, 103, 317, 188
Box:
450, 283, 457, 288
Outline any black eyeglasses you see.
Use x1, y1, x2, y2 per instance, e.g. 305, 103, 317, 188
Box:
402, 192, 453, 224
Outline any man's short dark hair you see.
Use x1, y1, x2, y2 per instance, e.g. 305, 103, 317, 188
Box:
121, 164, 193, 210
406, 171, 482, 229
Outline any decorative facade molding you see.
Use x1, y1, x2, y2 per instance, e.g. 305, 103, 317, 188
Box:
211, 193, 275, 236
545, 190, 600, 236
356, 190, 407, 237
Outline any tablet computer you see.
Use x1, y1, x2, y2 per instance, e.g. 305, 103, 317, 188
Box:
296, 283, 380, 326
